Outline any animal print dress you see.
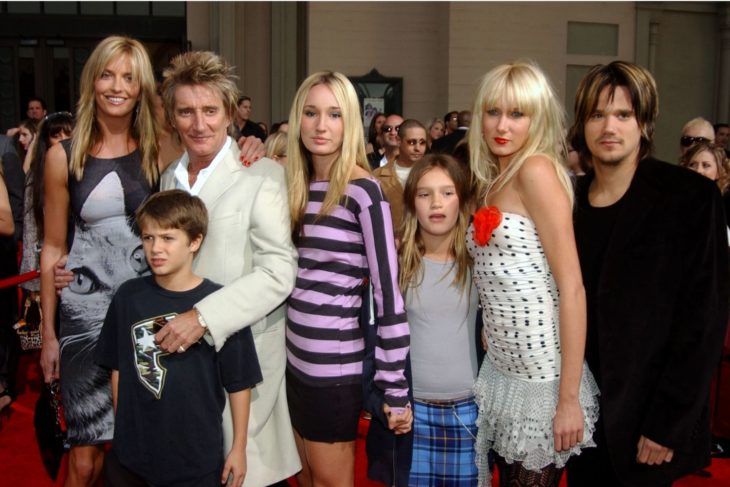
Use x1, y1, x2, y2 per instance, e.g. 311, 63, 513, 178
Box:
59, 141, 153, 445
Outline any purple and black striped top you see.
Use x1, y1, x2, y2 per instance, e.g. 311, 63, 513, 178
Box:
286, 177, 410, 409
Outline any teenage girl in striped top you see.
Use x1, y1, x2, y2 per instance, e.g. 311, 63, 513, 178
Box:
285, 71, 412, 486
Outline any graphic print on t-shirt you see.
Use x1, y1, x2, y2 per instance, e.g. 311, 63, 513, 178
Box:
131, 313, 176, 399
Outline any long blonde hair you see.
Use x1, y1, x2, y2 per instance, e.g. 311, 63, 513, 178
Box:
467, 60, 572, 205
71, 36, 159, 185
286, 71, 371, 236
398, 154, 473, 294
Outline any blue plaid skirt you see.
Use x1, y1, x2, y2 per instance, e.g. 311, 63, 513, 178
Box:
409, 396, 479, 486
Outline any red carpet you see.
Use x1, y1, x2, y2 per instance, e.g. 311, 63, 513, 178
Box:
2, 351, 729, 486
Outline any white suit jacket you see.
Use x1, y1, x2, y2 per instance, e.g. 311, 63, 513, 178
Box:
161, 143, 300, 486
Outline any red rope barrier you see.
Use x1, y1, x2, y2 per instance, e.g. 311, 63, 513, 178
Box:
0, 270, 40, 289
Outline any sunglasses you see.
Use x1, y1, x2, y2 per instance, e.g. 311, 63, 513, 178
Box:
44, 111, 74, 121
382, 124, 401, 134
680, 136, 709, 147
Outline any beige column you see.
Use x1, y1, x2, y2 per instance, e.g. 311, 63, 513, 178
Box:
718, 4, 730, 122
270, 2, 301, 124
235, 2, 272, 126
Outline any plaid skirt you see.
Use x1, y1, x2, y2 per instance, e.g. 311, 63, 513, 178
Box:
409, 396, 478, 486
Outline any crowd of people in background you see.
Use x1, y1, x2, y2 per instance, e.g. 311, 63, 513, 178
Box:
0, 34, 728, 487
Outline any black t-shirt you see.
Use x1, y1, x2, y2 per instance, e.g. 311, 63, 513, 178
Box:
95, 276, 262, 486
234, 121, 266, 142
574, 187, 624, 387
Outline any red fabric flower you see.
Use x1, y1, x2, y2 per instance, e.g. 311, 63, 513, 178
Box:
472, 206, 502, 246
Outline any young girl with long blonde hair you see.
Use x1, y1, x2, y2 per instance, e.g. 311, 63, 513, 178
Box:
285, 71, 412, 486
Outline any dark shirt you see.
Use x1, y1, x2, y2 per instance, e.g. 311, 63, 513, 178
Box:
574, 186, 624, 386
96, 276, 262, 486
0, 137, 24, 242
234, 121, 266, 142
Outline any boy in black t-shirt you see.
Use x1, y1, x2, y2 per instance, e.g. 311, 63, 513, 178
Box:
96, 190, 262, 487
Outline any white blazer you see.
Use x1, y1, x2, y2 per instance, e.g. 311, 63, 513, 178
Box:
161, 143, 301, 486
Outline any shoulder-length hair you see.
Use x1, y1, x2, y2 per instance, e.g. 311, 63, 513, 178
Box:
680, 141, 730, 193
71, 35, 159, 185
398, 154, 473, 294
568, 61, 658, 164
287, 71, 371, 235
31, 112, 74, 239
467, 60, 573, 205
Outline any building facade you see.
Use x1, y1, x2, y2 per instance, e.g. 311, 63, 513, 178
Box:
2, 1, 728, 162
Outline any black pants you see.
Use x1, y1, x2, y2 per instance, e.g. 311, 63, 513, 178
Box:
103, 449, 222, 487
565, 418, 673, 487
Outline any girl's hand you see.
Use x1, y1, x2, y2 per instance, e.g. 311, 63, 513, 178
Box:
40, 337, 60, 383
553, 398, 584, 451
221, 447, 246, 486
383, 403, 413, 434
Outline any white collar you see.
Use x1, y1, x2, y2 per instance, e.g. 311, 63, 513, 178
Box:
174, 137, 232, 195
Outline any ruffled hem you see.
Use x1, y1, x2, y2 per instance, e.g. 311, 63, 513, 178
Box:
473, 357, 600, 486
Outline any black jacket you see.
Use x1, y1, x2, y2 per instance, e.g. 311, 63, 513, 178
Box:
574, 158, 729, 485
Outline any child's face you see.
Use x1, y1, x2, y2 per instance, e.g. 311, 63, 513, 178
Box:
414, 167, 459, 240
140, 221, 202, 280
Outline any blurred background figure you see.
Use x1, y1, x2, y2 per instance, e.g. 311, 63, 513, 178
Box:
264, 131, 288, 166
366, 111, 386, 156
680, 117, 715, 156
271, 120, 289, 135
426, 117, 445, 151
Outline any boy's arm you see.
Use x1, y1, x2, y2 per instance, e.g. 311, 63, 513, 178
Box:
221, 389, 251, 487
111, 370, 119, 414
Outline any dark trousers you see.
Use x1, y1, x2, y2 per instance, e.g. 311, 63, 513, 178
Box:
566, 418, 673, 487
103, 448, 222, 487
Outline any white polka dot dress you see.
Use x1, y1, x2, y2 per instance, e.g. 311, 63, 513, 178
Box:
467, 210, 600, 485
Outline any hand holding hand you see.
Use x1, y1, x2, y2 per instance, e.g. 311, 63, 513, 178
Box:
155, 309, 206, 353
383, 403, 413, 435
636, 435, 674, 465
553, 398, 584, 452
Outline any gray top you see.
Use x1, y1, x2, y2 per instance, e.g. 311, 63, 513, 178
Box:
407, 257, 479, 400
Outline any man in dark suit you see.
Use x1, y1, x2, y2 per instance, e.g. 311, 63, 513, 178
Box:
566, 61, 729, 486
431, 110, 470, 155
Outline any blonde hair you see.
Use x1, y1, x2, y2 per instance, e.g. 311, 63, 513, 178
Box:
287, 71, 371, 235
398, 154, 473, 294
71, 36, 159, 185
264, 131, 288, 160
681, 117, 715, 142
468, 60, 572, 205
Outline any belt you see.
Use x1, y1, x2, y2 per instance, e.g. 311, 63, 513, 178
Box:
416, 395, 474, 406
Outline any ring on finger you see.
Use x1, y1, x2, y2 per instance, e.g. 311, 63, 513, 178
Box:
178, 345, 186, 353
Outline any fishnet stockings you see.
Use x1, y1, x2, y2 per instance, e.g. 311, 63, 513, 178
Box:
495, 453, 564, 487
